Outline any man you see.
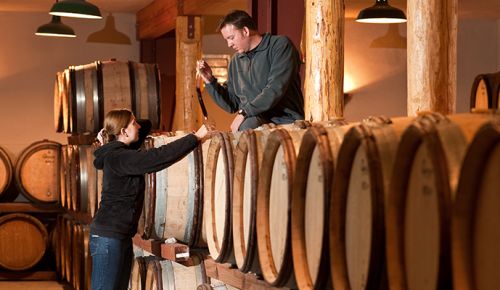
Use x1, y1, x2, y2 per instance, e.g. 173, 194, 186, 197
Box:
197, 10, 305, 132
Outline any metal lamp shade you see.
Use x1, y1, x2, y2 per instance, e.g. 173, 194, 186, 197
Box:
35, 16, 76, 38
356, 0, 407, 24
50, 0, 102, 19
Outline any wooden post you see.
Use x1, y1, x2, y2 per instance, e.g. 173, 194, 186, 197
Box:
304, 0, 344, 122
174, 16, 202, 131
407, 0, 457, 115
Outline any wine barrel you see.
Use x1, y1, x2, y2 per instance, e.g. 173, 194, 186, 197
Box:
470, 71, 500, 110
133, 121, 167, 238
66, 222, 91, 290
329, 116, 414, 290
256, 127, 306, 287
204, 131, 235, 264
130, 61, 161, 127
54, 70, 66, 132
386, 112, 500, 290
144, 255, 206, 290
144, 132, 204, 246
291, 120, 352, 290
15, 140, 61, 203
60, 60, 161, 134
0, 213, 48, 271
64, 217, 74, 284
0, 145, 15, 201
83, 226, 91, 290
78, 144, 99, 215
452, 120, 500, 290
54, 215, 64, 280
198, 278, 241, 290
66, 145, 79, 211
130, 255, 153, 290
198, 284, 240, 290
59, 215, 67, 281
59, 145, 68, 209
232, 122, 310, 275
72, 222, 84, 290
232, 128, 274, 274
138, 137, 157, 239
53, 69, 72, 133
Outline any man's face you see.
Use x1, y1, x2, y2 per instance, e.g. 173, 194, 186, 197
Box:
220, 24, 250, 53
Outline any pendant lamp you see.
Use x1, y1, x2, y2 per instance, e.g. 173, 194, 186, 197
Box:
87, 14, 132, 44
356, 0, 407, 24
50, 0, 102, 19
35, 16, 76, 38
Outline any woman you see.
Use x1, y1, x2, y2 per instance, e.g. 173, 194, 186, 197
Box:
89, 108, 211, 290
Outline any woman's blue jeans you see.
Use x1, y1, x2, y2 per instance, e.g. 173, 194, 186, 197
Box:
90, 235, 133, 290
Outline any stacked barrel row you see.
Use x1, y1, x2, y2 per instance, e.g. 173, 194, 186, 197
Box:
54, 111, 500, 290
54, 60, 162, 134
0, 140, 61, 203
0, 141, 62, 273
195, 112, 500, 290
49, 58, 163, 290
53, 214, 91, 290
59, 143, 102, 216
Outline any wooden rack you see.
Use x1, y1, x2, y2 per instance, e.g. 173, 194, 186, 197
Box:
0, 270, 57, 281
67, 133, 97, 146
132, 234, 191, 263
0, 202, 63, 214
203, 259, 287, 290
131, 235, 285, 289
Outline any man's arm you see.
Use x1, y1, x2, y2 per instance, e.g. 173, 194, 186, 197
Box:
205, 78, 240, 113
197, 59, 240, 113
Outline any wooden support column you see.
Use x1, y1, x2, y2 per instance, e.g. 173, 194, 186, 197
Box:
407, 0, 457, 115
304, 0, 344, 122
173, 16, 202, 131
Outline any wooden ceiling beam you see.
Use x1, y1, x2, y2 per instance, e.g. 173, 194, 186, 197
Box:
137, 0, 179, 39
181, 0, 247, 15
137, 0, 247, 40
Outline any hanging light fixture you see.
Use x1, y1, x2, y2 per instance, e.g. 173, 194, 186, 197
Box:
87, 14, 132, 45
35, 16, 76, 38
356, 0, 407, 24
50, 0, 102, 19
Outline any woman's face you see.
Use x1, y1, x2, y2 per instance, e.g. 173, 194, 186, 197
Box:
122, 117, 141, 144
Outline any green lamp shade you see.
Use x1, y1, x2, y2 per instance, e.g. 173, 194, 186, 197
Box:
356, 0, 407, 24
35, 16, 76, 38
50, 0, 102, 19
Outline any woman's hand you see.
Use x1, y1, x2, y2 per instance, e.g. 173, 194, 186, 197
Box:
194, 123, 216, 143
96, 128, 105, 145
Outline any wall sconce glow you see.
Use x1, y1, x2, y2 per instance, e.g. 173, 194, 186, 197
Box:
356, 0, 407, 24
344, 73, 356, 93
35, 16, 76, 38
50, 0, 102, 19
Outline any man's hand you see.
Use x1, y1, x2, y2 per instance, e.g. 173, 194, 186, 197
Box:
196, 60, 214, 84
230, 114, 245, 133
